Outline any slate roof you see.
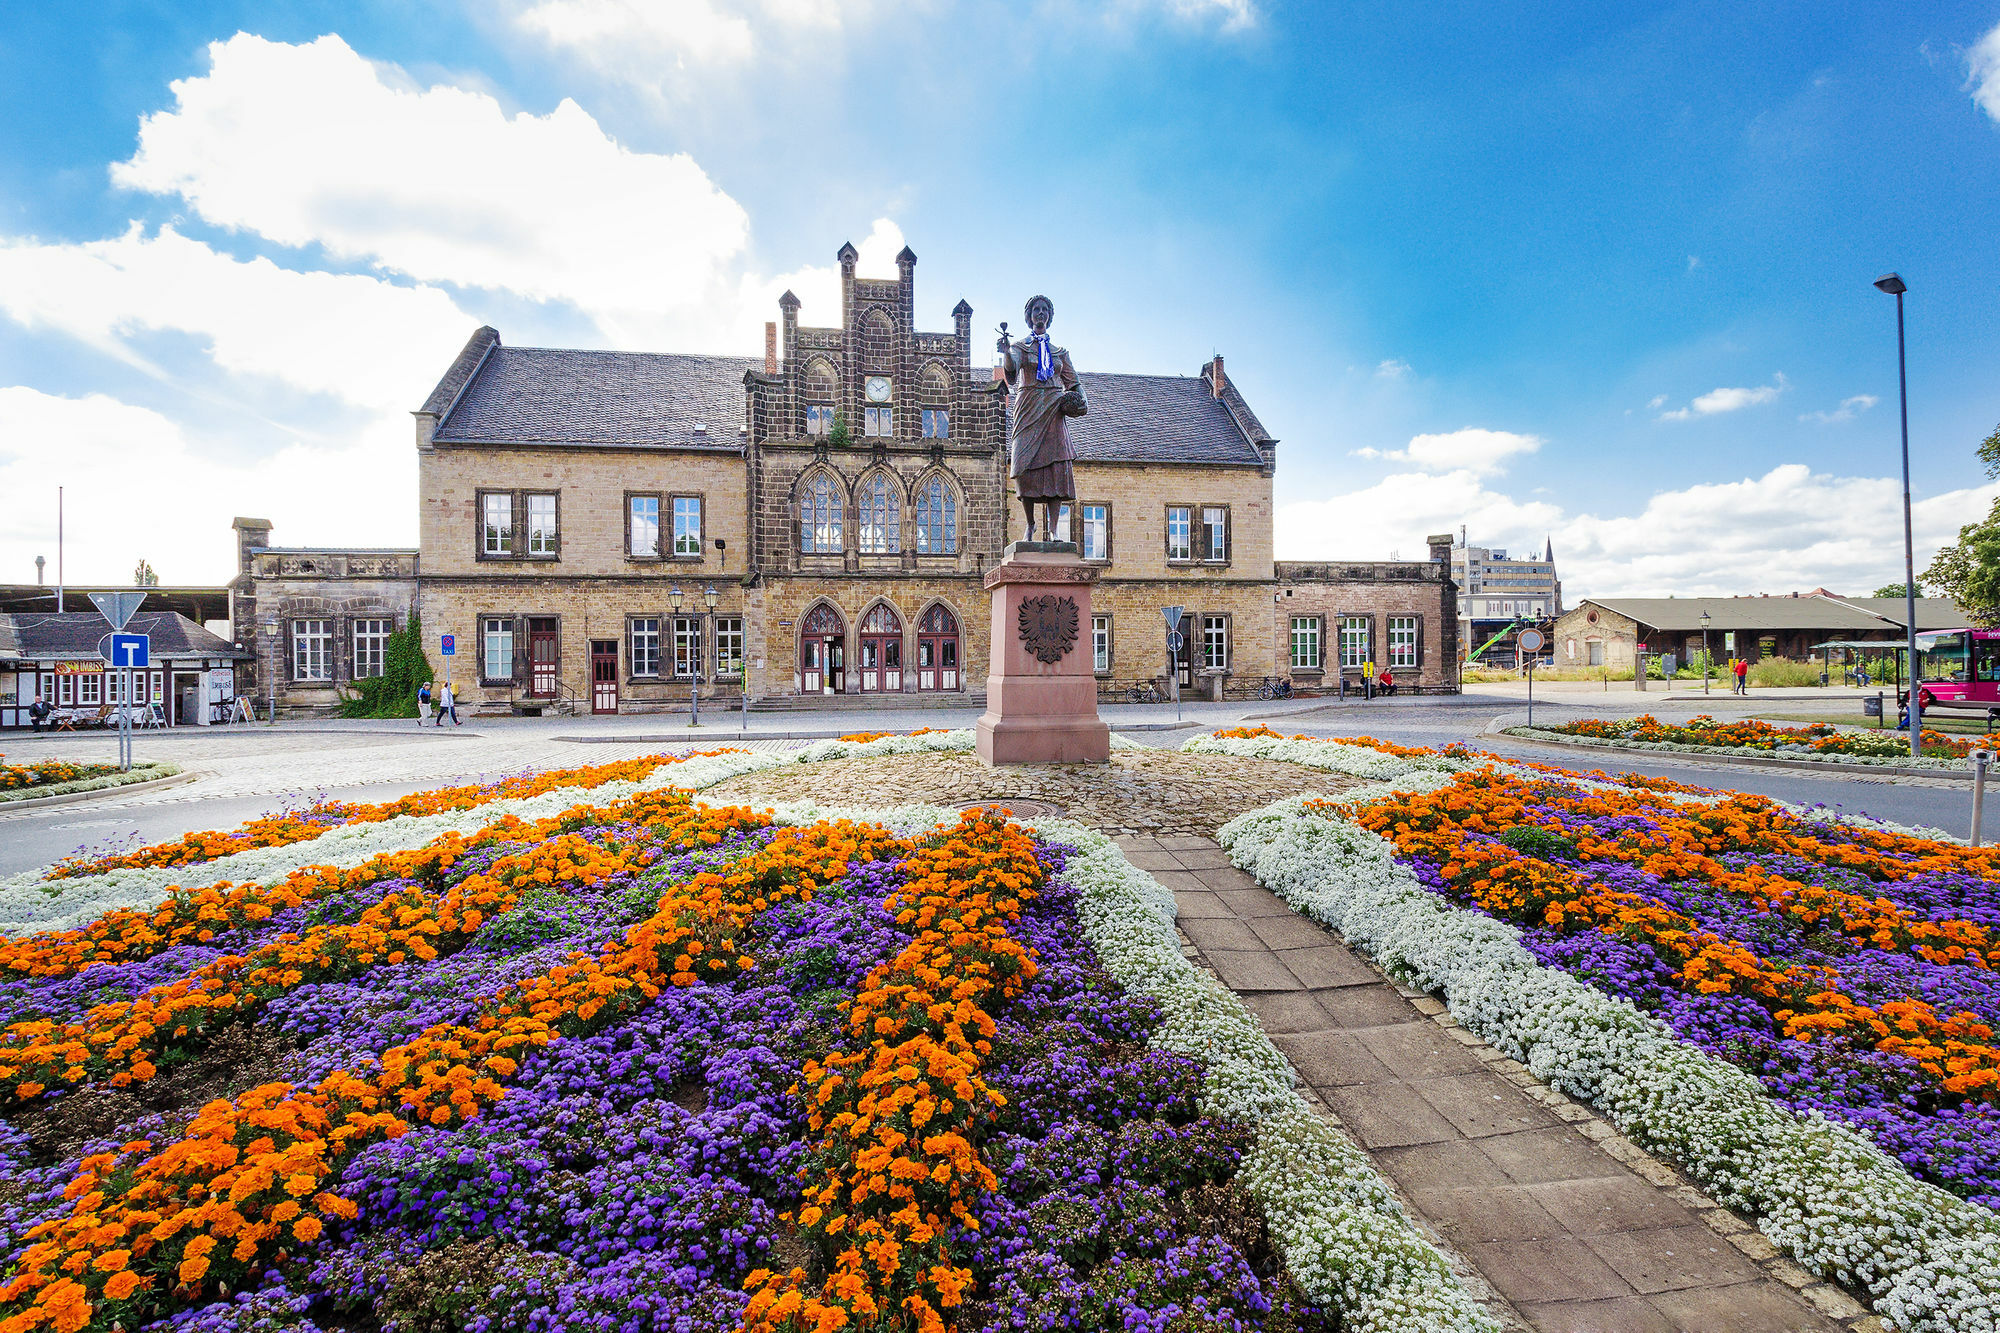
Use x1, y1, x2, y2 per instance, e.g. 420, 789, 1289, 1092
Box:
1062, 373, 1268, 466
1576, 596, 1966, 634
0, 612, 247, 662
432, 346, 758, 449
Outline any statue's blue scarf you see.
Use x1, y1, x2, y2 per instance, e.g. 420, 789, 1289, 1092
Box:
1033, 333, 1054, 383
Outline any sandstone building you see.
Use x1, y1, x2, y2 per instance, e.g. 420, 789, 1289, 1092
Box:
227, 240, 1458, 717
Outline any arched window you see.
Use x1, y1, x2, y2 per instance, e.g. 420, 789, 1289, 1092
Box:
913, 476, 957, 554
802, 358, 838, 436
919, 364, 951, 439
801, 472, 844, 552
858, 473, 901, 553
917, 603, 960, 691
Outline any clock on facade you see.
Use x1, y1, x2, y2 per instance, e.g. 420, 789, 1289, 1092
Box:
865, 376, 892, 403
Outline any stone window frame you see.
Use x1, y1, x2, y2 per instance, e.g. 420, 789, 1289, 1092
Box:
1199, 612, 1231, 673
477, 489, 514, 559
669, 493, 706, 559
1078, 501, 1112, 564
1388, 615, 1421, 670
1200, 503, 1231, 566
856, 469, 904, 554
525, 492, 561, 559
1091, 612, 1112, 676
1337, 615, 1372, 671
713, 615, 746, 679
1164, 503, 1195, 564
671, 615, 704, 681
1289, 614, 1323, 672
476, 489, 560, 562
627, 614, 662, 680
625, 491, 664, 561
863, 404, 894, 438
352, 616, 396, 680
290, 618, 334, 684
919, 407, 950, 439
911, 469, 961, 556
798, 467, 848, 555
479, 613, 517, 687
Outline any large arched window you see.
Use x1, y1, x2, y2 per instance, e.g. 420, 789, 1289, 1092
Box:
858, 473, 901, 553
801, 472, 844, 553
913, 476, 958, 554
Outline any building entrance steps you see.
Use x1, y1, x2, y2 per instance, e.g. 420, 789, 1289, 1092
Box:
1118, 832, 1863, 1333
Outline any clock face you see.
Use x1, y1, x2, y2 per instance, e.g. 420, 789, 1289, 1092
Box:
865, 376, 892, 403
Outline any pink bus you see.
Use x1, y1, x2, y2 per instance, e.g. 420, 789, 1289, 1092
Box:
1902, 628, 2000, 718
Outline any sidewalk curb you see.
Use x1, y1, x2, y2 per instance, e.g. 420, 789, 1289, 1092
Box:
1486, 724, 1972, 782
552, 721, 1208, 744
0, 768, 201, 812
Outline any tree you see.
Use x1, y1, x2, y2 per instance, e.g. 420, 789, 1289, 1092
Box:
1924, 498, 2000, 625
1873, 582, 1923, 599
133, 559, 158, 587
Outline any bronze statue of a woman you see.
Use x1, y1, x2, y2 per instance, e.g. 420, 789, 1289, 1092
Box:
998, 294, 1087, 544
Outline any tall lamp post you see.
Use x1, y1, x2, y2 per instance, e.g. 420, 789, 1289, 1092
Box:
1875, 272, 1921, 760
668, 585, 697, 727
702, 584, 719, 726
1699, 609, 1711, 696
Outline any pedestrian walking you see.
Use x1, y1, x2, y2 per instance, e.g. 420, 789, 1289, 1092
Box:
1732, 657, 1749, 695
417, 680, 432, 726
437, 679, 460, 726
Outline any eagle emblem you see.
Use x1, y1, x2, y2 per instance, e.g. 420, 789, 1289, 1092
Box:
1017, 595, 1080, 665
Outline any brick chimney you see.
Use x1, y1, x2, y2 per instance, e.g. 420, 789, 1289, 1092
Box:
1209, 355, 1225, 399
764, 322, 778, 375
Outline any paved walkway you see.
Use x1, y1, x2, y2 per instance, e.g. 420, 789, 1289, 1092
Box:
1120, 833, 1869, 1333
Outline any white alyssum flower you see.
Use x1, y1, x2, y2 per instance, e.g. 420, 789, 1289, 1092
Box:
1182, 733, 1470, 781
1219, 792, 2000, 1333
1504, 726, 1969, 771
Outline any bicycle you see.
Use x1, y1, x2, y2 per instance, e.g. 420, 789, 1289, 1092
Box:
1128, 680, 1164, 704
1256, 676, 1292, 700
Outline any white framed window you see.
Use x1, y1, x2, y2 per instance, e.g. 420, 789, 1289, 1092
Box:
1092, 614, 1111, 673
483, 617, 514, 682
1201, 615, 1228, 671
714, 616, 745, 677
1388, 616, 1418, 669
672, 496, 703, 556
864, 405, 893, 436
1053, 502, 1072, 543
673, 617, 701, 680
526, 493, 558, 556
630, 617, 660, 678
1339, 617, 1370, 669
354, 618, 393, 679
629, 495, 660, 557
921, 408, 949, 438
802, 472, 844, 552
77, 672, 103, 706
292, 619, 333, 682
1081, 504, 1108, 561
1203, 506, 1228, 562
914, 477, 957, 554
805, 404, 836, 436
859, 474, 901, 553
1290, 616, 1321, 670
1166, 506, 1192, 561
481, 493, 513, 556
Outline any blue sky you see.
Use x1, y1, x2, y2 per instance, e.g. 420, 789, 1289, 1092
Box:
4, 1, 1999, 600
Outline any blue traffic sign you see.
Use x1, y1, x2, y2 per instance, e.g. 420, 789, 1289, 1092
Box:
441, 634, 456, 656
106, 633, 149, 669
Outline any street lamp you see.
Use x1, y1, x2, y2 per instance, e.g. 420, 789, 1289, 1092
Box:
1699, 610, 1711, 696
668, 584, 697, 727
1875, 272, 1921, 760
701, 584, 719, 728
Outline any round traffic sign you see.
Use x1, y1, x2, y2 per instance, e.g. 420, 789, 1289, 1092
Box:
1517, 629, 1546, 653
1166, 631, 1183, 652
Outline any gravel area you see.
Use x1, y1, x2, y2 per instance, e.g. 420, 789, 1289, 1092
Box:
702, 749, 1362, 835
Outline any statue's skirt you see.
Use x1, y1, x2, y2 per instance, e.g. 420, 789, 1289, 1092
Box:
1016, 458, 1075, 502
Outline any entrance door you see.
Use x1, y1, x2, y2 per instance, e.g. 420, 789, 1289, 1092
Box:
528, 618, 559, 697
917, 604, 960, 691
590, 640, 619, 714
1173, 626, 1194, 689
858, 604, 903, 693
799, 604, 844, 696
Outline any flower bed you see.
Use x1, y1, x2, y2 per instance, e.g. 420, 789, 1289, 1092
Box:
0, 759, 122, 793
1219, 743, 2000, 1332
0, 764, 180, 806
1516, 714, 1975, 767
0, 734, 1494, 1333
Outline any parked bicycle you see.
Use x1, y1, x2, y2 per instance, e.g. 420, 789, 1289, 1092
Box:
1256, 676, 1292, 700
1129, 680, 1165, 704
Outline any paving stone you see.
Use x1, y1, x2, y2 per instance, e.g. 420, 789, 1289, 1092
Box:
1124, 850, 1184, 871
1245, 913, 1334, 950
1408, 1184, 1565, 1243
1459, 1238, 1633, 1305
1172, 848, 1238, 870
1275, 944, 1380, 988
1412, 1074, 1564, 1139
1300, 984, 1418, 1030
1526, 1177, 1697, 1235
1355, 1021, 1487, 1074
1647, 1283, 1836, 1332
1271, 1031, 1397, 1087
1374, 1138, 1512, 1192
1584, 1225, 1766, 1294
1152, 870, 1212, 893
1799, 1285, 1866, 1320
1210, 887, 1293, 917
1240, 990, 1339, 1034
1477, 1128, 1629, 1185
1155, 834, 1214, 850
1727, 1230, 1780, 1261
1202, 949, 1301, 992
1516, 1296, 1675, 1333
1194, 866, 1269, 894
1323, 1082, 1460, 1149
1170, 891, 1232, 919
1180, 917, 1267, 952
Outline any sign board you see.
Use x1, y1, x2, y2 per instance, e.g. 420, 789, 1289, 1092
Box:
88, 591, 147, 632
1517, 628, 1545, 654
1166, 631, 1183, 653
1162, 606, 1185, 632
106, 633, 150, 669
440, 634, 456, 657
54, 660, 104, 675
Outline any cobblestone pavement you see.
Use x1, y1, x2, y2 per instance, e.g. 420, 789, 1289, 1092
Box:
702, 750, 1362, 835
1142, 834, 1867, 1333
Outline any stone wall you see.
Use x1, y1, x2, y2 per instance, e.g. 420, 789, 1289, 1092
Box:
1006, 461, 1276, 582
245, 549, 419, 715
1274, 560, 1459, 693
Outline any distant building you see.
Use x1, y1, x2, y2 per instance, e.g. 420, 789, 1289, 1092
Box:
1550, 594, 1966, 670
1451, 534, 1562, 662
0, 611, 247, 729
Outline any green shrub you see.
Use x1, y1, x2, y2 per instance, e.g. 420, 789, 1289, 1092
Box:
337, 614, 434, 718
1748, 657, 1826, 688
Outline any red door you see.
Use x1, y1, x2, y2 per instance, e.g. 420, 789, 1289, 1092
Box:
799, 604, 844, 695
591, 640, 618, 714
528, 618, 559, 697
859, 605, 903, 693
917, 604, 960, 691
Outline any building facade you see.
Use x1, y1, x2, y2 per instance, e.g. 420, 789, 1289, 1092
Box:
1451, 535, 1561, 664
220, 241, 1455, 717
0, 612, 246, 729
1550, 594, 1966, 671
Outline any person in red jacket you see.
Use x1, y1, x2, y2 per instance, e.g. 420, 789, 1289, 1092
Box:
1732, 657, 1749, 695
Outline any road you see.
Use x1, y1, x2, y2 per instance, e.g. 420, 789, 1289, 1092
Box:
0, 685, 1974, 879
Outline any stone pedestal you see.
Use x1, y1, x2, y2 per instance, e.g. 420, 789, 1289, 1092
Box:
976, 543, 1111, 765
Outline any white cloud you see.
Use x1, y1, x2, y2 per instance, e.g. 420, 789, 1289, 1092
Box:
1686, 255, 1700, 271
1656, 373, 1787, 421
732, 217, 906, 348
1146, 0, 1256, 28
1970, 20, 2000, 122
0, 225, 472, 412
1646, 393, 1667, 410
0, 387, 416, 589
515, 0, 869, 72
1800, 393, 1879, 425
1353, 427, 1541, 476
1374, 358, 1412, 380
112, 32, 752, 348
1280, 469, 1561, 566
